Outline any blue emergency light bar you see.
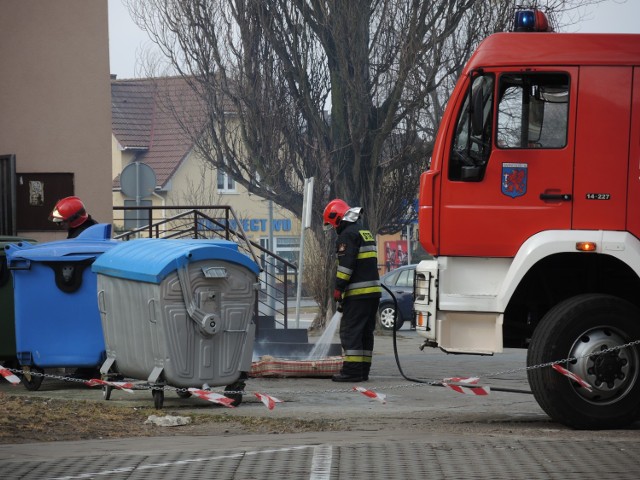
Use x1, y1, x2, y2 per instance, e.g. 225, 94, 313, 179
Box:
514, 8, 550, 32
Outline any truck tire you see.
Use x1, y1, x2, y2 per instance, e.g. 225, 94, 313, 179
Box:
527, 294, 640, 429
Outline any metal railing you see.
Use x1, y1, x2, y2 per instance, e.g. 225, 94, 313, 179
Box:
112, 205, 298, 329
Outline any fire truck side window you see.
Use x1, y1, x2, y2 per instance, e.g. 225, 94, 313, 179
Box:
450, 73, 494, 182
497, 73, 569, 149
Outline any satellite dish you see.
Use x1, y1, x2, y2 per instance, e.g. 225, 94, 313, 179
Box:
120, 162, 156, 200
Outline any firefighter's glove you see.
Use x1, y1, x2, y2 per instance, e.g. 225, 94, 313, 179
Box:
333, 289, 343, 302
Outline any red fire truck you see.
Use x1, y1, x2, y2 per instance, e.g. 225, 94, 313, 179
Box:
413, 9, 640, 429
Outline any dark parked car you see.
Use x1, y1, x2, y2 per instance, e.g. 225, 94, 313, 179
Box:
378, 264, 416, 330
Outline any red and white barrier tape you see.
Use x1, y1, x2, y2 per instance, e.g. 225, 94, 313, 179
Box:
254, 392, 283, 410
0, 366, 21, 385
85, 378, 135, 393
444, 376, 480, 384
188, 388, 237, 407
2, 355, 611, 409
441, 376, 490, 395
353, 386, 386, 404
551, 364, 593, 392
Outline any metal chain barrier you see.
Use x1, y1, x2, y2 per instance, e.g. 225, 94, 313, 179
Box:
2, 339, 639, 398
480, 339, 640, 379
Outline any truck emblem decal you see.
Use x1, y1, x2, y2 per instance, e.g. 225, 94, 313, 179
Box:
501, 163, 528, 198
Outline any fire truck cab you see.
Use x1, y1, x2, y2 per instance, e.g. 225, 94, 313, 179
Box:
413, 9, 640, 429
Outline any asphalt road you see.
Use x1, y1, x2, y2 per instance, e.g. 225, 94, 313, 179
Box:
1, 328, 639, 479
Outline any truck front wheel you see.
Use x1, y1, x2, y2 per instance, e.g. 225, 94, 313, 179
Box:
527, 294, 640, 429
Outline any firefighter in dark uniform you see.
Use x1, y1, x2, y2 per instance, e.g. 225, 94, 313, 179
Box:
49, 196, 98, 238
323, 199, 382, 382
48, 196, 100, 380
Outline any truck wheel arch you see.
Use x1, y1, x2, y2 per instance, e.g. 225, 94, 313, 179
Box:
498, 230, 640, 312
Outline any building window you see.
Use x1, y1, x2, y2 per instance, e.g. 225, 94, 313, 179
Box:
260, 236, 300, 271
273, 236, 300, 267
217, 169, 236, 193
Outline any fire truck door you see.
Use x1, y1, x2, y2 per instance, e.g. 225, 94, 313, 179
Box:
572, 66, 632, 231
440, 69, 578, 257
627, 67, 640, 239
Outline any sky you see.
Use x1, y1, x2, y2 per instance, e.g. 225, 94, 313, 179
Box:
108, 0, 640, 79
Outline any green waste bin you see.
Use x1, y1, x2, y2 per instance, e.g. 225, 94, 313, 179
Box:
0, 236, 35, 367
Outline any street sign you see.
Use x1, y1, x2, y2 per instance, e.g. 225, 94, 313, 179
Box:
120, 162, 156, 200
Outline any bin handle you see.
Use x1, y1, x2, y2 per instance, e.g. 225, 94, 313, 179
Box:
148, 298, 157, 324
97, 290, 106, 314
8, 259, 31, 270
177, 262, 219, 336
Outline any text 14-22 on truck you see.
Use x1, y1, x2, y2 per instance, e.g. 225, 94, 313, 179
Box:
412, 8, 640, 429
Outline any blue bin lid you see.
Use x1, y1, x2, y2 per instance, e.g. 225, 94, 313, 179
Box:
4, 224, 118, 264
0, 236, 36, 256
91, 238, 259, 284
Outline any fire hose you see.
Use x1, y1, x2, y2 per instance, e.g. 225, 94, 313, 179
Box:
382, 283, 532, 394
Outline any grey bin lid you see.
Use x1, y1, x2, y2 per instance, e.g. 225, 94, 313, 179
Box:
91, 238, 259, 284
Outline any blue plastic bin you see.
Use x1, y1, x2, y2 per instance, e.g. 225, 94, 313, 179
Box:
92, 238, 259, 408
5, 224, 119, 388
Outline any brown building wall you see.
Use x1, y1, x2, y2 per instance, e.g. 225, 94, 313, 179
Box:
0, 0, 112, 241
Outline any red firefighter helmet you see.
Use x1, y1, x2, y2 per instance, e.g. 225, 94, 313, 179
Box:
323, 199, 350, 230
49, 196, 88, 228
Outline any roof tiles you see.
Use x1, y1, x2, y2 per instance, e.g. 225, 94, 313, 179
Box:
111, 76, 207, 188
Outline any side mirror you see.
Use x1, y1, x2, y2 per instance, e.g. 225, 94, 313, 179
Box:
471, 77, 486, 136
461, 165, 483, 182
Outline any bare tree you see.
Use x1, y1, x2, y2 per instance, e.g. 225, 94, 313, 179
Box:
301, 228, 335, 330
127, 0, 602, 228
126, 0, 603, 326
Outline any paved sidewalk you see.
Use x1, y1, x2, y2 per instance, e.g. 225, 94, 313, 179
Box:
0, 330, 535, 419
1, 428, 639, 479
2, 330, 640, 479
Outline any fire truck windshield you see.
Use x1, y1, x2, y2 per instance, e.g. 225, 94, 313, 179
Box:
449, 73, 494, 182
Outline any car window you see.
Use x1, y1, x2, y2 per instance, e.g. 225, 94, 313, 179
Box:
396, 269, 414, 287
384, 271, 400, 286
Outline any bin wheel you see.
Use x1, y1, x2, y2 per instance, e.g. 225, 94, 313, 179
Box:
152, 389, 164, 409
176, 390, 192, 399
224, 382, 245, 407
21, 366, 44, 391
102, 385, 113, 401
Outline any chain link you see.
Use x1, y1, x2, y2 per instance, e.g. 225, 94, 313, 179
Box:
481, 339, 640, 379
3, 340, 639, 397
0, 364, 434, 395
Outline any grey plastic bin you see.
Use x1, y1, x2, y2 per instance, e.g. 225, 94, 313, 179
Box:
92, 238, 259, 408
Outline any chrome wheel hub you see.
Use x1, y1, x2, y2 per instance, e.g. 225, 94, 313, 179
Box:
568, 328, 638, 404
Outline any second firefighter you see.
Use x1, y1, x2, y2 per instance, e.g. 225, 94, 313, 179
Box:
323, 199, 382, 382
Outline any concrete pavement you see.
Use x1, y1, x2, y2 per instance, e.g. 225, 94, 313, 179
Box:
2, 329, 640, 479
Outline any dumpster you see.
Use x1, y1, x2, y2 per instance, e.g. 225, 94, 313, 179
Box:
92, 238, 260, 408
5, 224, 118, 390
0, 236, 35, 369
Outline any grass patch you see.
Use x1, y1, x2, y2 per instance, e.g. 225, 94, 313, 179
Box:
0, 392, 346, 444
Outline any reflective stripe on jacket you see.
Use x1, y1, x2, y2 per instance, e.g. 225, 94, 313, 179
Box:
335, 221, 381, 300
